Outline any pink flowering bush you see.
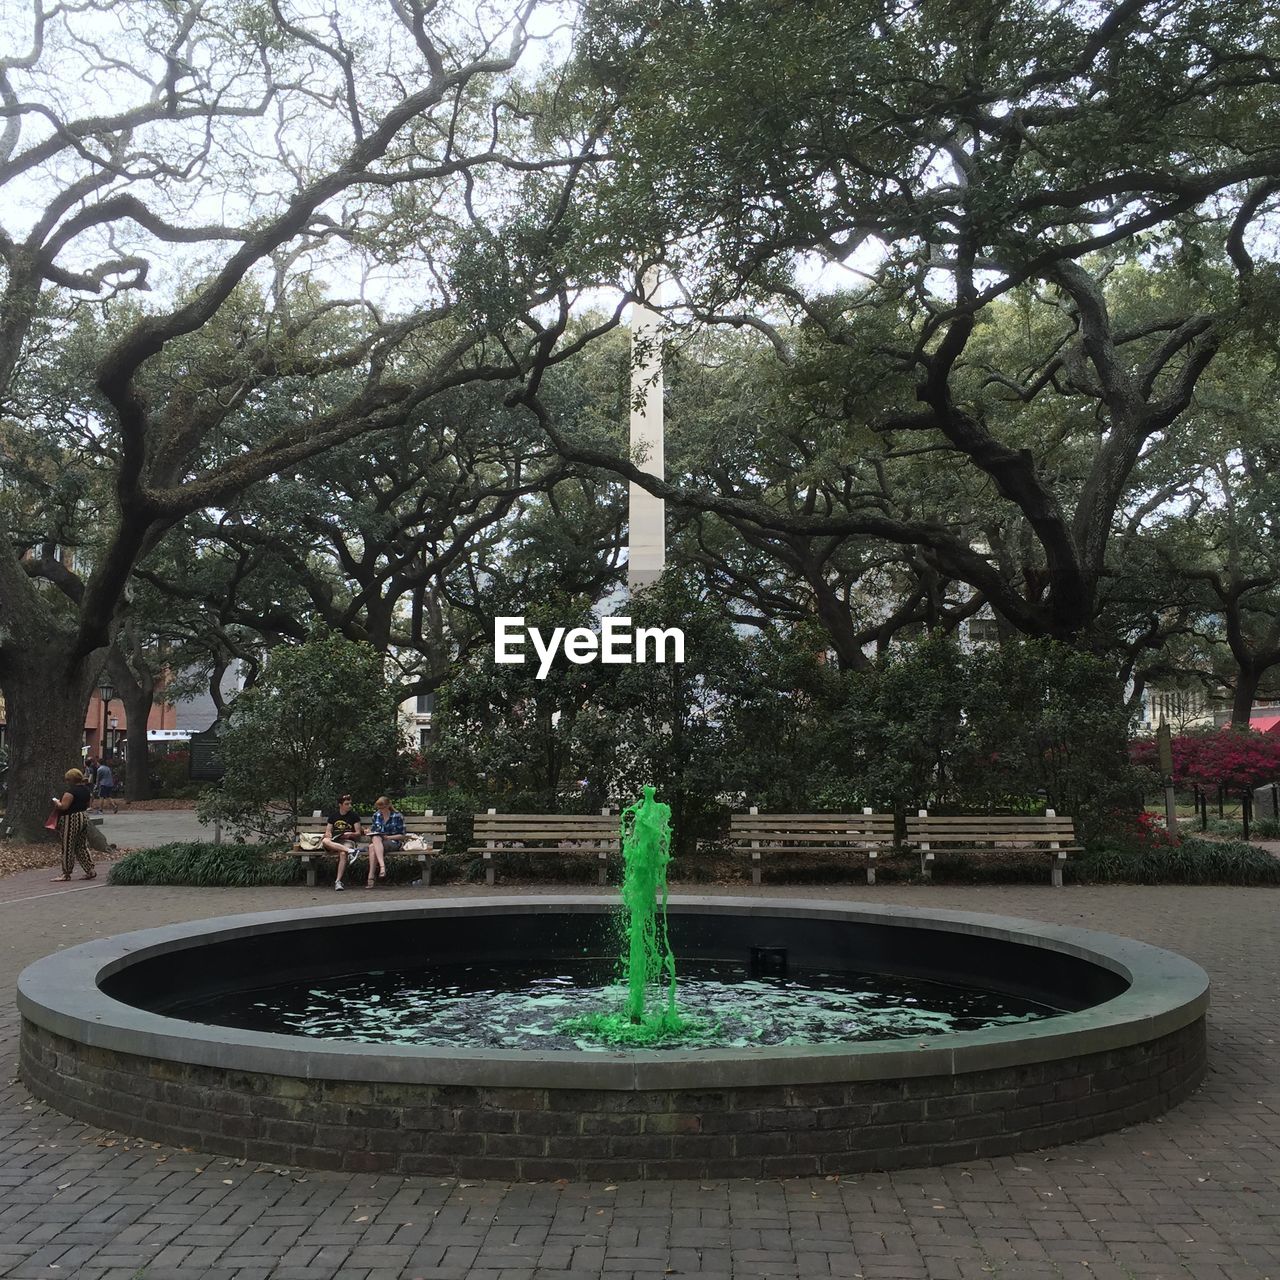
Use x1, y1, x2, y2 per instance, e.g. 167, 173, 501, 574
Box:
1133, 808, 1179, 847
1130, 728, 1280, 791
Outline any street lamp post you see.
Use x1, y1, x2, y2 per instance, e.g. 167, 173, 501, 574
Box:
97, 681, 115, 763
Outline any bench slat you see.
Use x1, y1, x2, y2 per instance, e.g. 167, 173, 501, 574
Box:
912, 827, 1077, 833
907, 819, 1075, 828
472, 828, 619, 838
468, 845, 615, 853
729, 832, 889, 840
730, 845, 885, 855
731, 814, 896, 822
474, 815, 617, 823
909, 828, 1077, 835
472, 825, 618, 835
729, 828, 890, 838
908, 829, 1076, 838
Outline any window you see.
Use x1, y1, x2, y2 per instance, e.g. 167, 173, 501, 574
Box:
415, 693, 435, 715
967, 617, 1000, 644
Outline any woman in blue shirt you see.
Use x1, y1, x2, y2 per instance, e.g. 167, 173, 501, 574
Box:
367, 796, 405, 887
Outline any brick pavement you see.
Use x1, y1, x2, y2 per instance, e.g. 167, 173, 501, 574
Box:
1, 873, 1277, 1280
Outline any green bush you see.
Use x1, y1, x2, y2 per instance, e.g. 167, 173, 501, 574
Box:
1191, 815, 1279, 840
197, 631, 405, 840
1073, 837, 1280, 885
149, 751, 204, 799
109, 842, 297, 887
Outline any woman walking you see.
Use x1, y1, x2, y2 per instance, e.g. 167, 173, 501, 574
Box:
51, 768, 96, 882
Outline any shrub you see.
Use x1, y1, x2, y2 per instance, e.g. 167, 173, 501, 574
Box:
108, 842, 296, 887
150, 750, 204, 799
1074, 836, 1280, 886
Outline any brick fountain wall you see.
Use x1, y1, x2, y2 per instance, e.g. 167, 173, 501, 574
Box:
20, 1016, 1206, 1179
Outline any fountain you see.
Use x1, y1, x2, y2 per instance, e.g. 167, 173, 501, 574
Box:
17, 794, 1209, 1179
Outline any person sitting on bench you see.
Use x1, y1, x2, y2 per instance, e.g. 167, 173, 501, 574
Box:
324, 793, 364, 891
366, 796, 405, 888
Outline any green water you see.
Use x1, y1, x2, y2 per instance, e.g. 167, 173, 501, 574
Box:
564, 786, 690, 1046
169, 963, 1056, 1049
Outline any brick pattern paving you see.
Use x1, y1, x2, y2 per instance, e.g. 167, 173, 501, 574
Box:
1, 875, 1278, 1279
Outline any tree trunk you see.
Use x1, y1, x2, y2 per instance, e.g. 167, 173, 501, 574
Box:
1231, 666, 1263, 729
107, 637, 157, 801
1, 652, 97, 841
122, 685, 155, 800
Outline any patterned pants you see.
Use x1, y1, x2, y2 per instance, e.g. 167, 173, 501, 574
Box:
59, 811, 94, 877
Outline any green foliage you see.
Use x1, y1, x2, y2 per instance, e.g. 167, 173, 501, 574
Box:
836, 637, 968, 813
429, 599, 1136, 839
571, 574, 753, 854
1198, 816, 1278, 839
1075, 837, 1280, 886
730, 634, 1138, 830
953, 641, 1140, 833
435, 586, 606, 807
149, 751, 204, 799
196, 631, 404, 839
108, 842, 296, 887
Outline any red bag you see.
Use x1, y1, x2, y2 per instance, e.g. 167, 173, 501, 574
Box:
44, 808, 59, 831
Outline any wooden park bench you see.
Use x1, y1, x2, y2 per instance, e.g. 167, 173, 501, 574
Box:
292, 811, 447, 887
905, 810, 1080, 886
468, 809, 619, 886
730, 808, 896, 885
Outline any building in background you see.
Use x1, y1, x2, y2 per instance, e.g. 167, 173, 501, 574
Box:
82, 688, 179, 761
401, 692, 435, 754
1138, 687, 1280, 734
76, 663, 246, 763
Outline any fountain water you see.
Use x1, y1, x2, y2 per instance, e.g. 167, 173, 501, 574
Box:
566, 786, 686, 1045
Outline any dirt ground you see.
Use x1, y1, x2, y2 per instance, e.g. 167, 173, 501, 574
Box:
0, 839, 97, 877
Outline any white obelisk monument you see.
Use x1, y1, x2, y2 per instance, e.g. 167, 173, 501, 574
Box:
627, 276, 665, 592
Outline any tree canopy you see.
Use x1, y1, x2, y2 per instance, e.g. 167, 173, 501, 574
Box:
3, 0, 1279, 838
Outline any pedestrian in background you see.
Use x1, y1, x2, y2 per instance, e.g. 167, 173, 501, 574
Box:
94, 758, 119, 814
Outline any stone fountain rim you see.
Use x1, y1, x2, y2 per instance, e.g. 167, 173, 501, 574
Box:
16, 895, 1209, 1090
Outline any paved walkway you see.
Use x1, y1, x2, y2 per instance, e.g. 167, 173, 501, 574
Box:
1, 873, 1278, 1280
92, 808, 210, 849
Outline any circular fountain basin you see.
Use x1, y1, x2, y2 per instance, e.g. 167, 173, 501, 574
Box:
17, 897, 1208, 1179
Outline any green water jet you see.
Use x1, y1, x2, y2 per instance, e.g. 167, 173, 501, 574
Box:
564, 785, 688, 1046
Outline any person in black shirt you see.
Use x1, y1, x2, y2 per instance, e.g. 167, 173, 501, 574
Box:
323, 793, 364, 891
51, 768, 95, 882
